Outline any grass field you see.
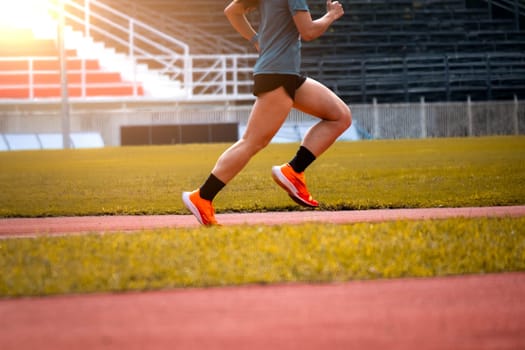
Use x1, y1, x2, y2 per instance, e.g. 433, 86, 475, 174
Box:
0, 136, 524, 217
0, 136, 524, 297
2, 217, 524, 297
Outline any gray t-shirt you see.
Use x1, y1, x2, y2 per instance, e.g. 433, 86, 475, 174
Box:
254, 0, 310, 76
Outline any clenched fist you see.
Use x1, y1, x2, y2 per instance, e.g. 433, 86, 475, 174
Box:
326, 0, 344, 20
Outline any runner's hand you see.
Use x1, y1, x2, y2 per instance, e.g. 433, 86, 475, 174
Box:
326, 0, 344, 20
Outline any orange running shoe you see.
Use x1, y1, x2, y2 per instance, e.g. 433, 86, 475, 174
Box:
182, 189, 219, 226
271, 163, 319, 208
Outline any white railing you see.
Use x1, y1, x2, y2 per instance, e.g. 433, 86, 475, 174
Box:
57, 0, 258, 100
106, 0, 247, 54
189, 54, 257, 101
52, 0, 191, 92
0, 54, 257, 103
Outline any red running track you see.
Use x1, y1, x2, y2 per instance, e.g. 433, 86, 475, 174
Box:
0, 273, 524, 350
1, 206, 524, 237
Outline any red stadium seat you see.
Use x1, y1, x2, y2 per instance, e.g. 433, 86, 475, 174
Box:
0, 28, 144, 99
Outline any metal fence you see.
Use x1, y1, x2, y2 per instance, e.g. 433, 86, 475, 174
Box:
353, 96, 523, 139
0, 98, 523, 148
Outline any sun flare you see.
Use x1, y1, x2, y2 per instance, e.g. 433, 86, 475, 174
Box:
0, 0, 56, 38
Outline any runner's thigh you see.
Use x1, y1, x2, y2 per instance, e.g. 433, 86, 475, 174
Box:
243, 87, 293, 142
293, 78, 348, 121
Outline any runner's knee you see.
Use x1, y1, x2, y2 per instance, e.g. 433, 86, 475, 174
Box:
336, 104, 352, 132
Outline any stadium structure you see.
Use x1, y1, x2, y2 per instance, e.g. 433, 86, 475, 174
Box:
0, 0, 524, 149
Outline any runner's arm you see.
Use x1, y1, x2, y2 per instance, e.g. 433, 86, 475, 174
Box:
293, 0, 344, 41
224, 0, 259, 49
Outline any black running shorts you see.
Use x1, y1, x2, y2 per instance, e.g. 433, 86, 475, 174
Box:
253, 74, 307, 101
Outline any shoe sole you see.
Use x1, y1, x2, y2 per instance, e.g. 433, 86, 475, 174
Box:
182, 192, 204, 225
271, 166, 318, 208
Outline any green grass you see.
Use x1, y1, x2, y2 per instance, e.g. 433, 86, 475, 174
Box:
0, 136, 524, 217
1, 217, 524, 297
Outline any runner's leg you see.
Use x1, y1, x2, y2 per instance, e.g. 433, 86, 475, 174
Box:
211, 87, 293, 183
293, 78, 352, 157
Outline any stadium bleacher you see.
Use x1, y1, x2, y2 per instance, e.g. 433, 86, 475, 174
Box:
109, 0, 525, 103
102, 0, 245, 54
1, 0, 523, 104
0, 27, 144, 99
301, 0, 525, 102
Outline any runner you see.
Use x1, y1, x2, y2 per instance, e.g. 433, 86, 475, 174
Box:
183, 0, 351, 225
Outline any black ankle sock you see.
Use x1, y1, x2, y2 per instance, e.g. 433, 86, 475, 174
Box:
289, 146, 316, 173
199, 173, 226, 201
